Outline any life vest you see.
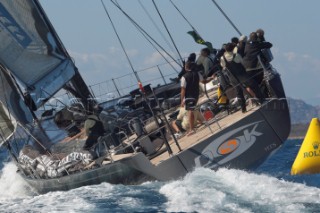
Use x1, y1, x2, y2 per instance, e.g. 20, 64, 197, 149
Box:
85, 115, 105, 137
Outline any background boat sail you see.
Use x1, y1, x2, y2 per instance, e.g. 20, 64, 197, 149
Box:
0, 0, 291, 193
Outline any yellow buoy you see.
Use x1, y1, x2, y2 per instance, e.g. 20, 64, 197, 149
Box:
291, 118, 320, 175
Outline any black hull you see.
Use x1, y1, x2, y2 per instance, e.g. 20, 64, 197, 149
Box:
182, 97, 291, 171
123, 97, 291, 181
22, 161, 149, 194
20, 76, 291, 194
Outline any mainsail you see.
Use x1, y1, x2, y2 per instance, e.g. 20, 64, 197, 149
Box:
0, 0, 76, 108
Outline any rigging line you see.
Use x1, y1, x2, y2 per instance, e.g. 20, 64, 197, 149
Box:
132, 23, 180, 74
127, 16, 179, 74
109, 5, 179, 74
169, 0, 196, 32
169, 0, 214, 51
112, 0, 180, 71
138, 0, 176, 55
210, 0, 242, 36
90, 52, 181, 88
106, 0, 175, 155
110, 0, 181, 69
101, 0, 141, 82
105, 0, 178, 78
17, 122, 52, 155
151, 0, 183, 66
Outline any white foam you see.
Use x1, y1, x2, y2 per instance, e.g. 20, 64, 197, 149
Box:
0, 162, 104, 212
0, 166, 159, 212
0, 181, 110, 212
1, 162, 320, 212
117, 197, 143, 209
0, 162, 31, 199
160, 168, 320, 213
14, 190, 96, 212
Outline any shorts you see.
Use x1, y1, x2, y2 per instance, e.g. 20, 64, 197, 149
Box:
175, 120, 186, 132
185, 98, 198, 111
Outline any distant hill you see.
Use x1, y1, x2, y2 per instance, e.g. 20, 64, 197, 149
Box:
289, 124, 309, 139
288, 97, 320, 124
287, 97, 320, 138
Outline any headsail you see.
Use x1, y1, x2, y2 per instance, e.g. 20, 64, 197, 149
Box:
0, 0, 76, 108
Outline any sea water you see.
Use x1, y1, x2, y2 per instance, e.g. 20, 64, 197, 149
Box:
1, 139, 320, 213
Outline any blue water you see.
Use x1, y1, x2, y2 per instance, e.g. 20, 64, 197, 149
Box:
1, 139, 320, 213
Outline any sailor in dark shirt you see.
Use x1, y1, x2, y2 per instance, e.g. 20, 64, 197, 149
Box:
83, 114, 105, 150
256, 28, 266, 42
180, 62, 213, 136
177, 53, 197, 80
221, 43, 264, 110
242, 32, 272, 84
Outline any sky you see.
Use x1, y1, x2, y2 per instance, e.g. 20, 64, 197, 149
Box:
39, 0, 320, 105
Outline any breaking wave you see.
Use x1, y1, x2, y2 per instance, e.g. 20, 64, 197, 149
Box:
160, 168, 320, 213
0, 140, 320, 212
0, 162, 31, 199
0, 166, 319, 212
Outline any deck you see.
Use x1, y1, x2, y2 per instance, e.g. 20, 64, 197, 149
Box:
150, 106, 257, 165
120, 89, 260, 166
53, 88, 260, 168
